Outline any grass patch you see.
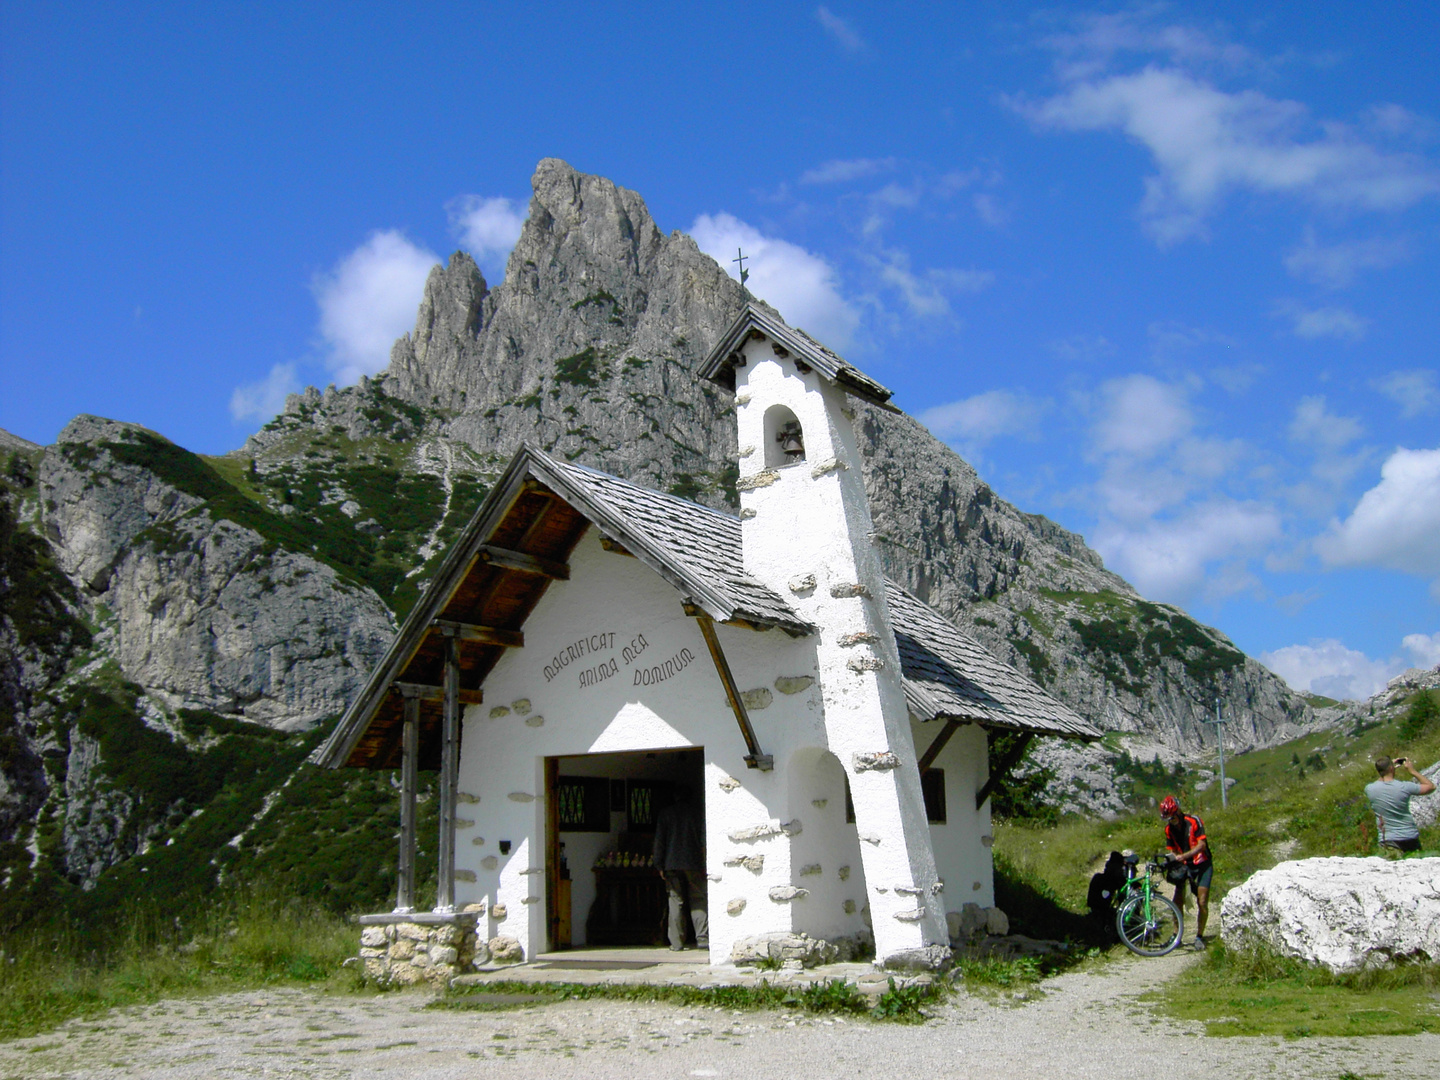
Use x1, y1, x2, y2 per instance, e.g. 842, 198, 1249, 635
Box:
1149, 941, 1440, 1037
0, 892, 362, 1042
439, 976, 937, 1021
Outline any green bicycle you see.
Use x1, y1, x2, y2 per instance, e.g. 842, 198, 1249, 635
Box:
1113, 853, 1184, 956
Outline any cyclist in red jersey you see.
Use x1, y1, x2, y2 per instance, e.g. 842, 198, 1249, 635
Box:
1160, 795, 1212, 950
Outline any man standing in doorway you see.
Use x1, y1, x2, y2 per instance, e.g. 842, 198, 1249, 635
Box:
653, 785, 708, 951
1160, 795, 1212, 951
1366, 756, 1435, 855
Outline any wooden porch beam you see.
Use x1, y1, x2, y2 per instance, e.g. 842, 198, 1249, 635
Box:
436, 636, 460, 912
393, 682, 484, 706
917, 718, 962, 774
975, 732, 1035, 811
395, 695, 419, 912
686, 604, 773, 771
476, 544, 569, 581
430, 620, 524, 648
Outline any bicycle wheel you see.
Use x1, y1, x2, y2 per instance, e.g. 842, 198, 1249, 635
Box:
1115, 892, 1183, 956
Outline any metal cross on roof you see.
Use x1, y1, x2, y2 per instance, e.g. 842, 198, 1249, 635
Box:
733, 248, 750, 286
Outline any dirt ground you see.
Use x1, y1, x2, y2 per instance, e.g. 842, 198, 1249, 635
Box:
1, 951, 1428, 1079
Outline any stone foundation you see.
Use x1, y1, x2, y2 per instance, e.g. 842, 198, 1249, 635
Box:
357, 912, 487, 986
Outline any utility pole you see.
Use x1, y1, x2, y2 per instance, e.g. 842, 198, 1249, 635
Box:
1210, 699, 1229, 809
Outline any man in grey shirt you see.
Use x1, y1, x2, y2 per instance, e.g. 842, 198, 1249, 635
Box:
653, 785, 708, 950
1366, 756, 1435, 854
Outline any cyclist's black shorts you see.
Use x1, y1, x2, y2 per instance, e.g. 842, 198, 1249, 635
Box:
1382, 837, 1421, 853
1180, 863, 1213, 891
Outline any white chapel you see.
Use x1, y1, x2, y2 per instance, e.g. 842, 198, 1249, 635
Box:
315, 303, 1100, 978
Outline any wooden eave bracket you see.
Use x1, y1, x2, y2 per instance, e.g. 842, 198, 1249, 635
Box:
974, 731, 1034, 811
393, 681, 484, 706
686, 604, 773, 771
917, 718, 963, 774
475, 544, 569, 581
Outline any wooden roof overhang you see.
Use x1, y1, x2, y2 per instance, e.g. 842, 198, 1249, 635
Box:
315, 451, 590, 770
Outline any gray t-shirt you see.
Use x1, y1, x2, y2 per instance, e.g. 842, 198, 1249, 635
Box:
1366, 779, 1425, 841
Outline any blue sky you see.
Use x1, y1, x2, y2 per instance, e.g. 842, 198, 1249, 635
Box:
3, 2, 1438, 699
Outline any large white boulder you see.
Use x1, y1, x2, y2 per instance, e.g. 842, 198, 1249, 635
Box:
1222, 856, 1440, 972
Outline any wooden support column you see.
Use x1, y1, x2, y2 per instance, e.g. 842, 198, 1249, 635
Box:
975, 732, 1034, 811
687, 604, 772, 771
396, 692, 420, 912
917, 718, 962, 775
436, 634, 460, 912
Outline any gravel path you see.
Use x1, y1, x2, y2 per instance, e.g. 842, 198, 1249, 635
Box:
2, 951, 1429, 1079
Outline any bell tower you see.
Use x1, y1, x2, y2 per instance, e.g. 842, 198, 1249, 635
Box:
700, 305, 951, 967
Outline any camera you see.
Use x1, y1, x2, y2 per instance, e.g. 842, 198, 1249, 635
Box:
1396, 757, 1408, 766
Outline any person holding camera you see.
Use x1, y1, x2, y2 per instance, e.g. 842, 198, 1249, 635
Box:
1366, 756, 1435, 854
1160, 795, 1212, 951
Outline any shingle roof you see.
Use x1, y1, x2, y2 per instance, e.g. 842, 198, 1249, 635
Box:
698, 303, 897, 410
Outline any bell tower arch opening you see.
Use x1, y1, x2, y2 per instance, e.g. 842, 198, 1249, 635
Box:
763, 404, 805, 468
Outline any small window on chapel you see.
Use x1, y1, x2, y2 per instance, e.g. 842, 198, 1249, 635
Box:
763, 404, 805, 468
843, 771, 947, 824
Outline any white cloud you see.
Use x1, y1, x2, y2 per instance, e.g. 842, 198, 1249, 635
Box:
799, 158, 895, 185
870, 249, 993, 318
1260, 639, 1403, 700
447, 195, 525, 271
1276, 302, 1369, 341
1090, 375, 1193, 458
230, 362, 300, 424
1284, 229, 1410, 288
1404, 632, 1440, 670
972, 193, 1008, 227
918, 390, 1048, 454
690, 212, 860, 349
815, 6, 863, 52
1288, 395, 1363, 453
312, 230, 439, 385
1017, 66, 1440, 244
1374, 369, 1440, 418
1094, 499, 1281, 601
1050, 334, 1114, 362
1041, 10, 1258, 79
1317, 447, 1440, 587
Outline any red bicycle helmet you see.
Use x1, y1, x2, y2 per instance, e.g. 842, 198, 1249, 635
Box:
1159, 795, 1179, 816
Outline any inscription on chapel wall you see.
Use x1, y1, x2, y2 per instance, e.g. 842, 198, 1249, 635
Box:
539, 629, 698, 691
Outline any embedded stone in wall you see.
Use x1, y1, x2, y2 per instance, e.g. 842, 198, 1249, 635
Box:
736, 469, 780, 491
489, 707, 511, 719
508, 792, 535, 802
859, 834, 882, 845
724, 854, 765, 873
811, 798, 827, 809
800, 864, 822, 876
735, 393, 752, 406
456, 818, 474, 829
770, 886, 809, 903
847, 655, 885, 673
730, 932, 837, 968
521, 896, 540, 905
738, 444, 755, 458
488, 936, 524, 964
481, 856, 498, 869
739, 508, 756, 519
838, 632, 880, 648
882, 945, 953, 972
727, 898, 747, 916
780, 819, 802, 837
894, 885, 923, 896
740, 688, 773, 711
853, 751, 901, 772
511, 699, 531, 715
490, 904, 507, 920
981, 835, 994, 848
361, 926, 387, 948
843, 900, 856, 914
838, 865, 850, 880
471, 836, 486, 846
776, 675, 814, 694
455, 870, 477, 883
462, 902, 487, 914
830, 582, 871, 599
787, 574, 816, 595
457, 791, 480, 804
893, 908, 925, 922
525, 715, 544, 727
986, 907, 1010, 936
717, 775, 741, 793
729, 822, 782, 843
810, 457, 846, 478
519, 867, 544, 876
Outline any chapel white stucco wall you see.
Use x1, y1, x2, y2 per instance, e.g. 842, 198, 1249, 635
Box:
451, 530, 876, 964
